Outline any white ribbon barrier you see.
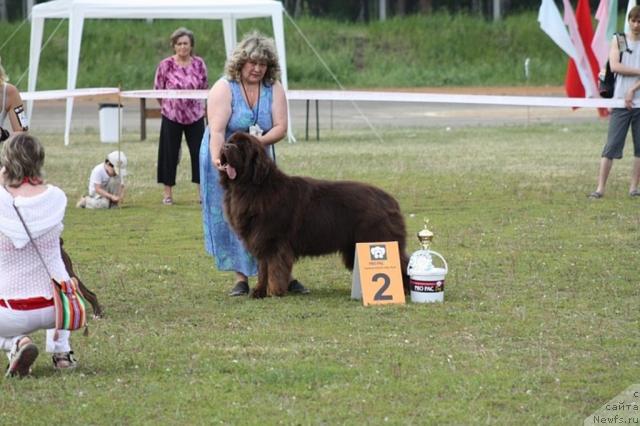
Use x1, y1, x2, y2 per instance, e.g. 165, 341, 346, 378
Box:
22, 87, 627, 108
19, 87, 626, 145
22, 87, 120, 101
121, 89, 627, 108
286, 90, 625, 109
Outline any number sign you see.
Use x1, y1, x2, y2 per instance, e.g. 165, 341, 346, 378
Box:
351, 241, 405, 306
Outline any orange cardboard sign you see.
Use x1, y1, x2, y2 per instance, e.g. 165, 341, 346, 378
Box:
351, 241, 406, 306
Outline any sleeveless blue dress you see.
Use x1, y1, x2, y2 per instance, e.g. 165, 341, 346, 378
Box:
199, 79, 274, 276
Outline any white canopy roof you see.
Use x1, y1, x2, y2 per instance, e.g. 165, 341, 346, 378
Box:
28, 0, 288, 145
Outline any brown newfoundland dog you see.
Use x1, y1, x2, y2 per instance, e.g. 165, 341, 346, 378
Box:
219, 132, 409, 298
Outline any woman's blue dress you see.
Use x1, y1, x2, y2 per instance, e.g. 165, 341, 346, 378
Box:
199, 79, 274, 276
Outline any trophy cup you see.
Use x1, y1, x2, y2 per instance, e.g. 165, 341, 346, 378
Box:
407, 220, 448, 303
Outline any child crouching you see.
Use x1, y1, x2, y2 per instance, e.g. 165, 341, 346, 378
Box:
76, 151, 127, 209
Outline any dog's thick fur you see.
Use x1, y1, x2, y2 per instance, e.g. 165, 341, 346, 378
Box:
219, 132, 409, 298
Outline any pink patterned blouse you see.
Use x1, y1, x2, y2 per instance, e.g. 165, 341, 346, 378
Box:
154, 56, 208, 125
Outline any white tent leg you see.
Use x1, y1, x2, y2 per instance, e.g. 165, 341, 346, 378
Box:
64, 9, 84, 145
271, 11, 294, 142
27, 16, 44, 120
272, 13, 287, 91
64, 97, 73, 146
222, 17, 237, 59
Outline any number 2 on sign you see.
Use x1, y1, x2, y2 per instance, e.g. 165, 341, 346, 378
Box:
372, 273, 393, 301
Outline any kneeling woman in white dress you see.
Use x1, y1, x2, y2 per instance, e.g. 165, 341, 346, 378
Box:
0, 134, 77, 377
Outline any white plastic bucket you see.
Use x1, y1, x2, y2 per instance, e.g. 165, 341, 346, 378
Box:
410, 251, 448, 303
98, 103, 122, 143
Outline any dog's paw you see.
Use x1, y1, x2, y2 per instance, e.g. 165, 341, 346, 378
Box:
269, 287, 287, 297
251, 287, 267, 298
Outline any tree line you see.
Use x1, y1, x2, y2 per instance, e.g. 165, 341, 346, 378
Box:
1, 0, 622, 23
281, 0, 614, 21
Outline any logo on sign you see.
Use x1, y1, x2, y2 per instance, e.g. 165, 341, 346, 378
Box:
369, 244, 387, 261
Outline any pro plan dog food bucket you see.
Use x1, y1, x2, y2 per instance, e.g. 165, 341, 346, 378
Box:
407, 249, 448, 303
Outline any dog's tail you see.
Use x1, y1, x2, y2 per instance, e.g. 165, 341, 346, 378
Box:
400, 251, 410, 294
60, 238, 103, 318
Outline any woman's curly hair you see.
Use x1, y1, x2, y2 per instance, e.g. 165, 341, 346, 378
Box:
224, 31, 281, 85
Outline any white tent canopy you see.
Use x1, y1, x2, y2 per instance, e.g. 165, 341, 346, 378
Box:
28, 0, 288, 145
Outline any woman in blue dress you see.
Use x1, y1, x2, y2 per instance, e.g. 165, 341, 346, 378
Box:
200, 32, 309, 297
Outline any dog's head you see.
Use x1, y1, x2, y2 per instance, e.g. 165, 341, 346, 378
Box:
219, 132, 273, 186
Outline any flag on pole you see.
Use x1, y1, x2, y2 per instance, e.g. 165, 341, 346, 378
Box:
625, 0, 637, 33
563, 0, 599, 99
592, 0, 610, 69
607, 0, 619, 38
538, 0, 576, 58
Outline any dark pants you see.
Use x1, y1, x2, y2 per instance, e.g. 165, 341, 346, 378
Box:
603, 108, 640, 159
157, 116, 205, 186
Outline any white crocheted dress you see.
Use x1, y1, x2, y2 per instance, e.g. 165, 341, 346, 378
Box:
0, 185, 69, 300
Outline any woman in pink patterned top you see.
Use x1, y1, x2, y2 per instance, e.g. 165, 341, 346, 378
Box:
154, 27, 208, 206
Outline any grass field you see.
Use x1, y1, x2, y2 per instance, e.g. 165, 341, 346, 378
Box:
1, 122, 639, 424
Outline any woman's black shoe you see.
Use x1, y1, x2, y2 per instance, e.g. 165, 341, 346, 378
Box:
288, 280, 310, 294
229, 281, 250, 296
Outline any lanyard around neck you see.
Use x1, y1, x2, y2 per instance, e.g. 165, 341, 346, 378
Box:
241, 79, 260, 125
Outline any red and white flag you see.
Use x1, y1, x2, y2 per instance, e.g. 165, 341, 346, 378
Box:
563, 0, 599, 99
592, 0, 610, 69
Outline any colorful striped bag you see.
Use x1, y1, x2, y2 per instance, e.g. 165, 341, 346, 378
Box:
13, 203, 88, 332
51, 277, 88, 331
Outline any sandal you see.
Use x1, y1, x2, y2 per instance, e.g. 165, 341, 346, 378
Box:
162, 197, 173, 206
5, 337, 39, 378
588, 191, 603, 199
52, 351, 77, 370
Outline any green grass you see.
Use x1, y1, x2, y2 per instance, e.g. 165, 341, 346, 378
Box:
0, 11, 585, 91
0, 123, 638, 424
